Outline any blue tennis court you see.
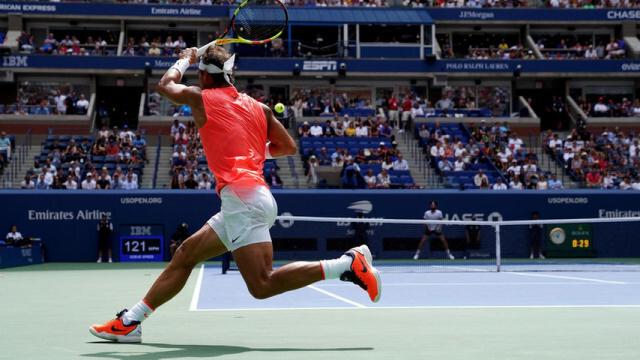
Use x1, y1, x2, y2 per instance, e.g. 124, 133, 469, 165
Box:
192, 264, 640, 311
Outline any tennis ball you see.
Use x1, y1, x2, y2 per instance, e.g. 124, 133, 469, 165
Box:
274, 103, 285, 113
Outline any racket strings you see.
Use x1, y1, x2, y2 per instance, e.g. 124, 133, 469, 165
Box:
233, 1, 286, 42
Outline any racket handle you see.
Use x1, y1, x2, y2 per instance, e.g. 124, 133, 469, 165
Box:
197, 39, 218, 57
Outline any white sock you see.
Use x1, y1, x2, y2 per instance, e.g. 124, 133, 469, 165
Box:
320, 255, 352, 280
122, 300, 154, 325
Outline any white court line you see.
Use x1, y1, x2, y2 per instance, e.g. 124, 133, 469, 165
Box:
307, 284, 367, 308
189, 264, 205, 311
191, 304, 640, 312
506, 271, 627, 284
427, 265, 492, 272
316, 281, 624, 287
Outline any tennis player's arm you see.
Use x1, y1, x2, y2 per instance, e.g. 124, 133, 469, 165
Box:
263, 104, 297, 157
157, 47, 202, 107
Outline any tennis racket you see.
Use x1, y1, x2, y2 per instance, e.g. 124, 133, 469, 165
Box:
196, 0, 288, 57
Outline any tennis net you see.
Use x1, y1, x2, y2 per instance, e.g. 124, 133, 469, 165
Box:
259, 214, 640, 273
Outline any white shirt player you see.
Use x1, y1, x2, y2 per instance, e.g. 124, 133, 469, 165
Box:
424, 209, 443, 232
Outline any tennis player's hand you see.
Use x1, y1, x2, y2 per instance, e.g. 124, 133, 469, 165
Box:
180, 47, 199, 65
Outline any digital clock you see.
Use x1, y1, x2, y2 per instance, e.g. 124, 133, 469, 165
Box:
545, 224, 594, 257
571, 239, 590, 248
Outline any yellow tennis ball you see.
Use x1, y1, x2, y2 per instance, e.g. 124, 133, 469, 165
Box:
274, 103, 285, 113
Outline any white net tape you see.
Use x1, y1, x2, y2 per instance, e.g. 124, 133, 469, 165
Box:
274, 215, 640, 273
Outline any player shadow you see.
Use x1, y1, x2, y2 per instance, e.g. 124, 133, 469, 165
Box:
82, 342, 373, 359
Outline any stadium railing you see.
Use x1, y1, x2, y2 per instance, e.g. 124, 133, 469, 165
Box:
0, 129, 31, 188
566, 95, 588, 129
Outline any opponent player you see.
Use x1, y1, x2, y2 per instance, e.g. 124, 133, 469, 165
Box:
413, 200, 455, 260
89, 46, 381, 343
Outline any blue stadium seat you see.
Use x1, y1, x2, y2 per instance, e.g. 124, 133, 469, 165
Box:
400, 175, 413, 184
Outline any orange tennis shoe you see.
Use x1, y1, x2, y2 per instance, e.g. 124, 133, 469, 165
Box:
340, 245, 382, 302
89, 309, 142, 343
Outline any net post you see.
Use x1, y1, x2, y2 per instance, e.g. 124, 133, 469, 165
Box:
495, 224, 501, 272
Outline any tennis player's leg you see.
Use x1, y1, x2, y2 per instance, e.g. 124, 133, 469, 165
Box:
89, 224, 227, 343
233, 241, 320, 299
215, 185, 381, 303
438, 232, 455, 260
232, 240, 381, 303
142, 224, 227, 307
413, 228, 430, 259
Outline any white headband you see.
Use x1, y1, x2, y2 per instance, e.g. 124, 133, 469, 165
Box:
198, 54, 236, 84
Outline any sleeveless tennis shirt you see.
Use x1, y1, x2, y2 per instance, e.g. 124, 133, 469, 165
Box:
199, 86, 267, 194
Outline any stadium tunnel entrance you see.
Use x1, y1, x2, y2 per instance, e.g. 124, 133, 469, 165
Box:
515, 79, 570, 131
96, 78, 143, 130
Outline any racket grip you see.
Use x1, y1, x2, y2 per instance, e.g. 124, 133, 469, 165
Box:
197, 39, 218, 57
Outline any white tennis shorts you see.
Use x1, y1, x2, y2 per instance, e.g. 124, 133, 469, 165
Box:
206, 184, 278, 252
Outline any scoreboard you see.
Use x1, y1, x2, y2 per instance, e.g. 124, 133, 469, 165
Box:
545, 224, 595, 257
119, 225, 165, 262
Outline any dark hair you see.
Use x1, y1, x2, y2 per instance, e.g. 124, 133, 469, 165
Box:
201, 46, 233, 86
430, 200, 438, 207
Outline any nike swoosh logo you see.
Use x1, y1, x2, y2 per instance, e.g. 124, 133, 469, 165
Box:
111, 325, 131, 333
231, 236, 240, 243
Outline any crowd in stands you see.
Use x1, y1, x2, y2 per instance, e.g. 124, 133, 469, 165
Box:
437, 33, 629, 60
2, 82, 90, 116
424, 86, 510, 117
289, 86, 508, 122
577, 96, 640, 117
20, 127, 146, 190
49, 0, 640, 7
547, 0, 640, 8
169, 119, 217, 189
534, 35, 627, 59
421, 120, 563, 190
122, 34, 193, 57
300, 116, 416, 189
290, 89, 375, 118
438, 33, 535, 60
15, 30, 194, 57
467, 121, 558, 189
16, 31, 118, 56
545, 127, 640, 189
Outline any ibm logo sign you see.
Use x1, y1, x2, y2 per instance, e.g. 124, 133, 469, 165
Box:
2, 56, 28, 67
130, 226, 152, 236
302, 60, 337, 71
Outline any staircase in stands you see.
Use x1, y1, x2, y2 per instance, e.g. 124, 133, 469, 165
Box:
9, 145, 42, 188
394, 129, 442, 189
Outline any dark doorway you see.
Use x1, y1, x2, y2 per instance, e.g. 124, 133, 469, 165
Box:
516, 79, 569, 131
269, 86, 289, 104
95, 86, 143, 129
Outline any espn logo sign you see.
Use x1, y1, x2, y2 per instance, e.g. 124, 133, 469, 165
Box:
2, 56, 28, 67
303, 60, 337, 71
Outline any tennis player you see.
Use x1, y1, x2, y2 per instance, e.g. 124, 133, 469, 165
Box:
413, 200, 455, 260
89, 46, 381, 343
